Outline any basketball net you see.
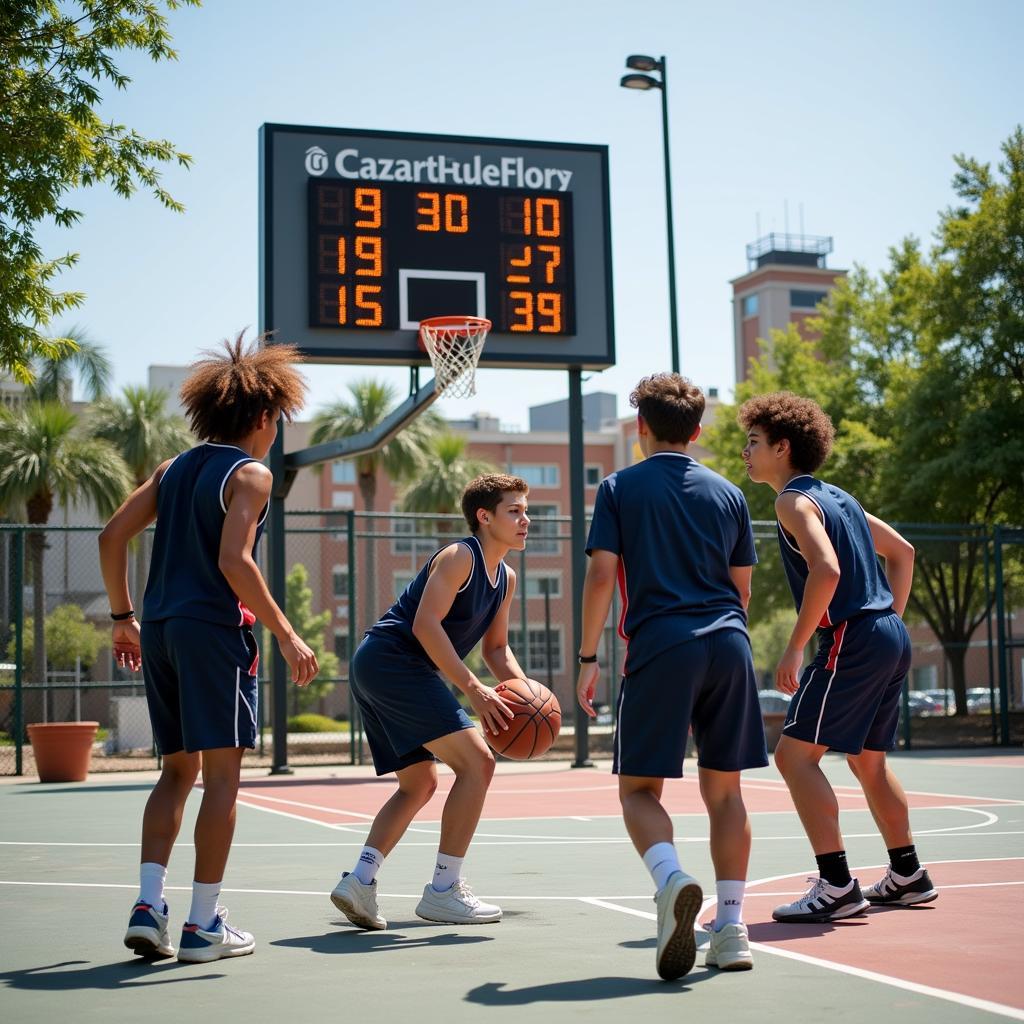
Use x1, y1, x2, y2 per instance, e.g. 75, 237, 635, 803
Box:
418, 316, 490, 399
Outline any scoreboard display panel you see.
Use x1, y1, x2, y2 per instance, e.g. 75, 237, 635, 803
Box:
260, 124, 613, 369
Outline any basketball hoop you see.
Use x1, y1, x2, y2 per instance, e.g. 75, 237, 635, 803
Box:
418, 315, 490, 399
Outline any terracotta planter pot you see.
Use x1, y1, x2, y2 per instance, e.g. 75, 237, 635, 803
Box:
27, 722, 99, 783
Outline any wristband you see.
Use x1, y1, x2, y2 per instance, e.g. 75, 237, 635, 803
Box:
577, 653, 598, 664
110, 610, 135, 621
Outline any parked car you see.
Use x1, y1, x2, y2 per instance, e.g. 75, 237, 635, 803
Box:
906, 691, 946, 717
965, 687, 1001, 714
758, 690, 792, 715
920, 688, 956, 714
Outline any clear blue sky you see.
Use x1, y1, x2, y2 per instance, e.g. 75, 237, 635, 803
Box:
36, 0, 1022, 429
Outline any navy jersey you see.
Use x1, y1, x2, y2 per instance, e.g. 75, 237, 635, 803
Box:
143, 443, 268, 626
777, 475, 893, 625
586, 452, 758, 673
367, 534, 509, 665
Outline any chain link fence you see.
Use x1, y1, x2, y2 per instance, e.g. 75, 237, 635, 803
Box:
1, 517, 1020, 776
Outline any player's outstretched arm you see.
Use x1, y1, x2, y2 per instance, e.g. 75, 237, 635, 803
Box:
480, 567, 527, 682
576, 548, 617, 718
218, 462, 318, 687
413, 543, 514, 736
774, 492, 841, 694
864, 511, 915, 617
98, 459, 171, 672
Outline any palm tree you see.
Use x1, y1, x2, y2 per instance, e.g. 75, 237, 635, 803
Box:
29, 326, 112, 404
310, 379, 442, 627
399, 432, 497, 536
89, 386, 193, 616
0, 403, 132, 686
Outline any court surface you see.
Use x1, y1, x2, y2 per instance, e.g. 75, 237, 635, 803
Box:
2, 748, 1022, 1023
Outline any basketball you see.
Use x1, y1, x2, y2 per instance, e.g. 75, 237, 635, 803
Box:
485, 678, 562, 760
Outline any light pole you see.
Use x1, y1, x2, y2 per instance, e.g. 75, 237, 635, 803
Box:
621, 54, 679, 374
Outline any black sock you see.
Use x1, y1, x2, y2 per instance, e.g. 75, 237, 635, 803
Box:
888, 845, 921, 876
815, 850, 852, 887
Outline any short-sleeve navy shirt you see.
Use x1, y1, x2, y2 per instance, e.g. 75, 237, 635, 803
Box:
586, 452, 757, 673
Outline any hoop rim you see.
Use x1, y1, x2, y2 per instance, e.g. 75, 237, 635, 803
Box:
419, 315, 492, 332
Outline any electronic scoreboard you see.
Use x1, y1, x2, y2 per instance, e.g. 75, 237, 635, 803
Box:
260, 124, 614, 370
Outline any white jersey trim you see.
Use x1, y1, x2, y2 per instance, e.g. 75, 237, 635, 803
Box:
219, 458, 252, 514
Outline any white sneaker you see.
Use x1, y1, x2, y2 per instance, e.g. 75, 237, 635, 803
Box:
772, 877, 869, 923
177, 907, 255, 962
331, 872, 386, 930
124, 900, 174, 958
704, 922, 753, 971
654, 871, 703, 980
415, 878, 502, 924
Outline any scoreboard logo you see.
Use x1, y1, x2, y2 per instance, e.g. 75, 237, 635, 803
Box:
304, 146, 329, 176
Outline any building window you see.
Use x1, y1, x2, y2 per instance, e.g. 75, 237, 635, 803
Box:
331, 461, 357, 483
510, 464, 560, 488
527, 503, 561, 554
585, 464, 602, 487
789, 289, 827, 309
333, 631, 350, 663
391, 506, 436, 555
508, 626, 564, 675
525, 574, 561, 598
331, 491, 354, 509
332, 566, 349, 598
393, 572, 416, 598
741, 294, 759, 318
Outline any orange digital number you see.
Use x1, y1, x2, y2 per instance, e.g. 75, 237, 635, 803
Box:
536, 198, 561, 237
355, 285, 383, 326
509, 290, 534, 332
354, 236, 382, 276
537, 292, 562, 333
416, 191, 441, 231
538, 245, 561, 284
354, 188, 382, 229
336, 285, 348, 325
506, 245, 531, 283
445, 193, 469, 233
336, 236, 346, 275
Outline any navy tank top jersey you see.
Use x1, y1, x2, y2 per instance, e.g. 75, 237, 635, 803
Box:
777, 475, 893, 626
143, 443, 268, 626
367, 534, 508, 664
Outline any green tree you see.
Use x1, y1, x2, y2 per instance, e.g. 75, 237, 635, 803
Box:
263, 563, 339, 715
311, 379, 442, 626
0, 403, 131, 682
28, 325, 111, 403
399, 431, 497, 535
10, 604, 106, 671
0, 1, 198, 383
89, 385, 192, 614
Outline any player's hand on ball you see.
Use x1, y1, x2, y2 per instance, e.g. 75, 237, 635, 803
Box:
775, 646, 802, 695
112, 620, 142, 672
468, 682, 515, 736
576, 663, 599, 718
281, 631, 319, 687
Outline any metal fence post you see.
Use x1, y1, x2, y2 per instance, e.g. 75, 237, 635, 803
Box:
13, 529, 24, 776
346, 509, 361, 765
992, 526, 1010, 746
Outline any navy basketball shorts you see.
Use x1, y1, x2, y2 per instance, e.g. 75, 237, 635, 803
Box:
140, 617, 259, 755
613, 628, 768, 778
351, 634, 474, 776
782, 610, 912, 754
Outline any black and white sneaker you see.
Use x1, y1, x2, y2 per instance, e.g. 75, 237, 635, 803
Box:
864, 866, 937, 907
772, 877, 869, 923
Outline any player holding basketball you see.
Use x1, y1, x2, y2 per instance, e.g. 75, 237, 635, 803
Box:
739, 391, 937, 922
99, 335, 319, 962
329, 474, 529, 929
577, 374, 767, 980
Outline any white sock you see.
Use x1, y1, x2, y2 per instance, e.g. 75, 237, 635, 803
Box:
188, 881, 221, 930
432, 853, 464, 892
642, 842, 681, 892
353, 846, 383, 885
715, 880, 746, 928
139, 862, 167, 910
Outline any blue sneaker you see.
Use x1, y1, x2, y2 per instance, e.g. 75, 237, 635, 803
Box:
124, 901, 174, 958
177, 907, 255, 963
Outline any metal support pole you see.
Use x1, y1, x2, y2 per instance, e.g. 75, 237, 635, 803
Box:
992, 526, 1010, 746
268, 426, 292, 774
659, 55, 680, 375
568, 369, 593, 767
346, 509, 361, 766
984, 539, 997, 745
543, 586, 554, 690
13, 529, 24, 777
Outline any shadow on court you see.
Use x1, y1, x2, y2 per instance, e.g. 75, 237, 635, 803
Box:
12, 784, 156, 796
239, 777, 396, 790
272, 924, 496, 955
0, 959, 224, 992
465, 971, 718, 1004
747, 917, 872, 943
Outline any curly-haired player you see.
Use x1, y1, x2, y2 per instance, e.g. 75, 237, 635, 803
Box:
739, 391, 937, 923
99, 333, 319, 962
